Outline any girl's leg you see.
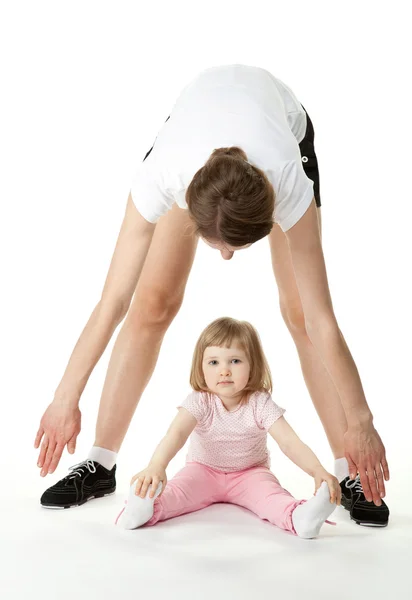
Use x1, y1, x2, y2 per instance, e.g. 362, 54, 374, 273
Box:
268, 210, 348, 458
224, 466, 302, 533
144, 463, 224, 527
224, 467, 335, 537
94, 204, 198, 452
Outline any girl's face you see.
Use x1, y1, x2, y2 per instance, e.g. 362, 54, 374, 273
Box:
202, 344, 251, 399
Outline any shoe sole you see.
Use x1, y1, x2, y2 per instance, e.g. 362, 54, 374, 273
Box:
352, 518, 388, 527
341, 496, 388, 527
41, 489, 116, 510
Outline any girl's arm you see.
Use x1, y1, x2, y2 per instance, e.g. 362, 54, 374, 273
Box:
149, 408, 197, 468
285, 199, 389, 502
132, 408, 197, 499
268, 416, 324, 476
268, 416, 341, 503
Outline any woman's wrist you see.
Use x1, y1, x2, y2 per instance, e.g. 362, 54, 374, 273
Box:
53, 386, 81, 408
346, 409, 373, 429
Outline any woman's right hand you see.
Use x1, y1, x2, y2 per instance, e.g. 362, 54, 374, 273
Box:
34, 400, 82, 477
131, 463, 167, 499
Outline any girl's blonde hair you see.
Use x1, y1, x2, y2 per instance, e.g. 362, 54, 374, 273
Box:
186, 147, 275, 246
190, 317, 273, 399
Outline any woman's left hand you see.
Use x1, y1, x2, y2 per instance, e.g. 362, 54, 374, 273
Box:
343, 422, 389, 506
313, 467, 341, 505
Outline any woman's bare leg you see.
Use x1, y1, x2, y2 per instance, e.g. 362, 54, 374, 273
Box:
94, 204, 198, 452
269, 208, 348, 457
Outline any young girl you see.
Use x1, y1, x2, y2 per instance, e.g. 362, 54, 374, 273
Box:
115, 317, 341, 539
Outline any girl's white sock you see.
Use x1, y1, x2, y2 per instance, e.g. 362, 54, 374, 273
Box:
334, 457, 350, 483
115, 480, 163, 530
87, 446, 117, 471
292, 482, 337, 539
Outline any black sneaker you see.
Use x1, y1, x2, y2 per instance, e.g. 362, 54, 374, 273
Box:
340, 475, 389, 527
40, 459, 116, 509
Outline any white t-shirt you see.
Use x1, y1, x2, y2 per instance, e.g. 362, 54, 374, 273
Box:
130, 64, 314, 232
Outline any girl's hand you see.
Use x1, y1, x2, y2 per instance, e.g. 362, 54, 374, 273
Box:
313, 467, 341, 505
130, 463, 167, 499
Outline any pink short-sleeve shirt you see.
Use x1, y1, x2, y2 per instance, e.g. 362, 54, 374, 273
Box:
177, 390, 285, 472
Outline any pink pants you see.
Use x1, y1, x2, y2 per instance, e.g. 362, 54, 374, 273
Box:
145, 462, 305, 535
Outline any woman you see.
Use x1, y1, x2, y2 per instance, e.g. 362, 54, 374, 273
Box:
35, 64, 389, 526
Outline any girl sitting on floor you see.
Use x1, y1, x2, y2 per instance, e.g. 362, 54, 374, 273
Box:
115, 317, 341, 539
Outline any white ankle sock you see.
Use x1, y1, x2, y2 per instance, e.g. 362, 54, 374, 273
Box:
292, 482, 337, 539
116, 480, 163, 530
334, 457, 350, 483
88, 446, 117, 471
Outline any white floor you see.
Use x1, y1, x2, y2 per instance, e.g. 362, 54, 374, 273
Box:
2, 487, 411, 600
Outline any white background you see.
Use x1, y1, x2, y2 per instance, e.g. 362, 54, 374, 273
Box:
1, 1, 411, 598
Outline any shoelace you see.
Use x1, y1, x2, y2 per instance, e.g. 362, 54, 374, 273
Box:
68, 459, 97, 479
345, 474, 364, 494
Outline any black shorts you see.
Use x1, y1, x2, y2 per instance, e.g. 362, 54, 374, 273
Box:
143, 111, 321, 208
299, 107, 321, 207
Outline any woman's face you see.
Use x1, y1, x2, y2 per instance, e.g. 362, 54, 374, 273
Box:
203, 239, 252, 260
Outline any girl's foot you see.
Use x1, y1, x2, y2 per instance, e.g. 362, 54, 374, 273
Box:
292, 482, 337, 539
115, 481, 162, 530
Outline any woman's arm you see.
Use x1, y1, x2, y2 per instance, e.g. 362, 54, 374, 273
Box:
285, 199, 389, 499
285, 200, 369, 422
54, 194, 156, 404
35, 194, 156, 473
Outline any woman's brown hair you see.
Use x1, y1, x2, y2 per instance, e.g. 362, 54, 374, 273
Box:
190, 317, 273, 401
186, 147, 275, 247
